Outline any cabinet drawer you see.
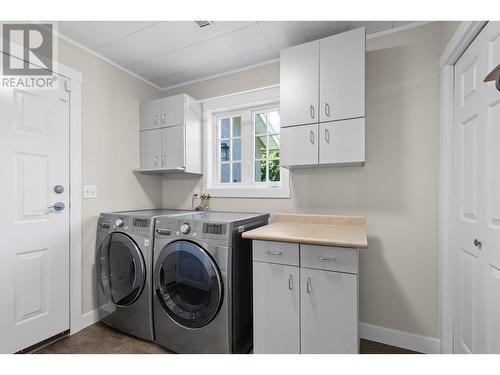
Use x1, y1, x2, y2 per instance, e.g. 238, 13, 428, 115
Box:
253, 240, 299, 266
300, 244, 358, 274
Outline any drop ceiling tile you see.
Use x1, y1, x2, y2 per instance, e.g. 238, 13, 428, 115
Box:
126, 59, 168, 81
96, 22, 217, 67
258, 21, 307, 47
195, 37, 239, 63
212, 21, 256, 35
302, 21, 349, 41
222, 23, 271, 55
213, 56, 246, 74
348, 21, 394, 34
240, 48, 277, 66
58, 21, 158, 50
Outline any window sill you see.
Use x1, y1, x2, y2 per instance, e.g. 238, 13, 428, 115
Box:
205, 185, 291, 199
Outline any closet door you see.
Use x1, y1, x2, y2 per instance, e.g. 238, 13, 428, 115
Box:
280, 40, 320, 127
319, 27, 365, 122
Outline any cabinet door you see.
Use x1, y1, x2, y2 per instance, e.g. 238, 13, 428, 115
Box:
160, 94, 186, 127
319, 27, 365, 122
281, 124, 319, 167
301, 268, 358, 353
280, 40, 320, 127
140, 101, 161, 131
140, 129, 162, 169
253, 262, 300, 354
161, 125, 185, 169
319, 118, 365, 165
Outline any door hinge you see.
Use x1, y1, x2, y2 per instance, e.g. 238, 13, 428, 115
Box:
64, 79, 73, 93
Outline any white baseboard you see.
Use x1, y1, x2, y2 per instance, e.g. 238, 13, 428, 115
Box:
359, 322, 441, 354
79, 309, 99, 331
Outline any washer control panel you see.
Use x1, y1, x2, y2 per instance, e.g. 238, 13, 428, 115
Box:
201, 223, 227, 241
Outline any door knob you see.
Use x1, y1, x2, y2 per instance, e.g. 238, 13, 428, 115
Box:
48, 202, 65, 212
54, 185, 64, 194
473, 239, 482, 248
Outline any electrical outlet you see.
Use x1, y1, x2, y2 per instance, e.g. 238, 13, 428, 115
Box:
83, 185, 97, 199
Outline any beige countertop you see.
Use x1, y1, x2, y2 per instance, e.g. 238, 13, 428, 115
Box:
242, 213, 368, 249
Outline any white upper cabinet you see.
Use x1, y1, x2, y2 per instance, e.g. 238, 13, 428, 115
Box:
280, 40, 320, 128
280, 28, 366, 168
319, 27, 365, 122
138, 94, 202, 174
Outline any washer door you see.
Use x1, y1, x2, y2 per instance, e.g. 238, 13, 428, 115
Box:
155, 240, 223, 329
97, 232, 146, 306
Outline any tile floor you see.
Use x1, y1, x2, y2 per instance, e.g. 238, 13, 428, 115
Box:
34, 322, 418, 354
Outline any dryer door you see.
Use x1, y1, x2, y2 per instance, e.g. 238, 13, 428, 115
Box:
155, 240, 223, 329
97, 232, 146, 306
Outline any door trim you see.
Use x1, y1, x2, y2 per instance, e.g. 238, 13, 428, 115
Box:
439, 21, 487, 354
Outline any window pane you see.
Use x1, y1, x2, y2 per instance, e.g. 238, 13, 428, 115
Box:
220, 140, 230, 162
232, 139, 241, 160
269, 134, 280, 158
268, 159, 280, 182
254, 113, 267, 134
254, 136, 267, 159
220, 163, 230, 183
232, 163, 241, 183
268, 111, 280, 133
232, 117, 241, 137
254, 160, 267, 182
220, 118, 230, 138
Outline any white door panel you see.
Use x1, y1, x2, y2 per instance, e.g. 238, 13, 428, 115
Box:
300, 268, 358, 353
0, 84, 70, 353
280, 40, 319, 127
319, 27, 365, 122
161, 125, 185, 170
453, 21, 500, 354
253, 262, 300, 354
319, 118, 365, 164
281, 124, 319, 167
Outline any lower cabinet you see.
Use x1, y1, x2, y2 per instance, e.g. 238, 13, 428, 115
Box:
252, 240, 359, 354
253, 262, 300, 354
300, 268, 358, 353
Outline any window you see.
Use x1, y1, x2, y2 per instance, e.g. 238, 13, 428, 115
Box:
253, 108, 281, 184
204, 86, 289, 198
217, 115, 242, 183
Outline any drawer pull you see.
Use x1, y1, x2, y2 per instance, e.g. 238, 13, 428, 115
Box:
288, 275, 293, 290
306, 277, 312, 293
318, 256, 336, 262
267, 251, 282, 256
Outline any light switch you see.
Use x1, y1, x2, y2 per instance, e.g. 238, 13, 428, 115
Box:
83, 185, 97, 199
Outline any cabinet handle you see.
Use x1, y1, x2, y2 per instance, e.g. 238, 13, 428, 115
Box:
266, 250, 282, 256
161, 113, 166, 123
310, 105, 315, 119
161, 155, 166, 167
325, 102, 330, 117
318, 256, 336, 262
288, 275, 293, 290
153, 156, 159, 167
153, 115, 158, 124
309, 130, 315, 144
325, 128, 330, 143
306, 277, 312, 293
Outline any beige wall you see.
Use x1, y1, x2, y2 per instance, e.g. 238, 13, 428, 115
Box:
160, 22, 459, 338
58, 39, 163, 314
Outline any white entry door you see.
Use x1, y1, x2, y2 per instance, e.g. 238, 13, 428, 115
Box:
453, 21, 500, 354
0, 81, 70, 353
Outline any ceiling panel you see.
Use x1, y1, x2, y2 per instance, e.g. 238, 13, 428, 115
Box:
222, 24, 271, 55
258, 21, 307, 47
58, 20, 419, 89
59, 21, 157, 49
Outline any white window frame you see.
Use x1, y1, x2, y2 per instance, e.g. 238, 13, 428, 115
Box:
202, 85, 290, 198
